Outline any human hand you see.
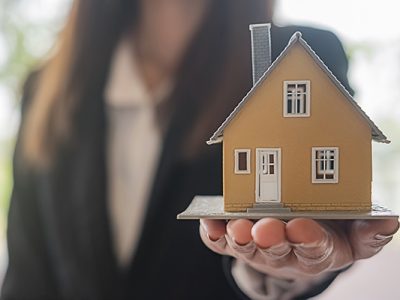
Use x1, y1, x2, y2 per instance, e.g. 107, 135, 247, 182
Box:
199, 218, 399, 280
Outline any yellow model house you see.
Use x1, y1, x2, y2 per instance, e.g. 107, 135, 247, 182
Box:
207, 24, 389, 213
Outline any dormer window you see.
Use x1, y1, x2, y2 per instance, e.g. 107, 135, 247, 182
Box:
283, 80, 310, 117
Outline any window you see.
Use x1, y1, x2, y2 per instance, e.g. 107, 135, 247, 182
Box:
234, 149, 250, 174
284, 80, 310, 117
312, 147, 339, 183
261, 153, 275, 175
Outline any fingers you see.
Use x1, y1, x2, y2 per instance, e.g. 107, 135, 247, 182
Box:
199, 218, 373, 278
225, 218, 336, 275
200, 219, 259, 260
252, 218, 286, 248
252, 219, 292, 268
200, 219, 226, 241
350, 218, 399, 260
225, 218, 293, 270
225, 219, 257, 259
287, 219, 335, 275
200, 218, 288, 262
199, 219, 227, 255
227, 219, 254, 245
286, 218, 326, 244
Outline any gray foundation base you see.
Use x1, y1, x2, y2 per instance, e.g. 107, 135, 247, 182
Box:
177, 196, 398, 220
247, 202, 292, 213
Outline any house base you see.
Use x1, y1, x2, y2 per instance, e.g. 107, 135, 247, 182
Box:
177, 196, 398, 220
285, 203, 371, 211
247, 202, 292, 213
224, 202, 371, 213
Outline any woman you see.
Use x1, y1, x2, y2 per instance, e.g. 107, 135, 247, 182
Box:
2, 0, 398, 299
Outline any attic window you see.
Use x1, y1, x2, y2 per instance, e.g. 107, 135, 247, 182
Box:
312, 147, 339, 183
284, 81, 310, 117
234, 149, 250, 174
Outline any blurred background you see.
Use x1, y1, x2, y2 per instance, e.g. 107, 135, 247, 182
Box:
0, 0, 399, 298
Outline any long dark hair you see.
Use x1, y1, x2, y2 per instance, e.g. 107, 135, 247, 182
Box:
23, 0, 272, 166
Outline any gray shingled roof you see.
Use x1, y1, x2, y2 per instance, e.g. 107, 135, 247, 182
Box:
207, 32, 389, 145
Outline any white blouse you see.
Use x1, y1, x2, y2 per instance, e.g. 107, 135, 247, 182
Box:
105, 39, 171, 267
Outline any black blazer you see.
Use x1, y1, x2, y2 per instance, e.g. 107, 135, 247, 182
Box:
1, 26, 352, 300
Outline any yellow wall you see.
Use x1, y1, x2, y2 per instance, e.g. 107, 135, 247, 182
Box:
223, 43, 372, 212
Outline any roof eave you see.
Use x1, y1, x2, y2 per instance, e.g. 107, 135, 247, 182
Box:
373, 135, 391, 144
206, 136, 223, 145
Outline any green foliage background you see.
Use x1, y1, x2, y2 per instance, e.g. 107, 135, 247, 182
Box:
0, 0, 69, 232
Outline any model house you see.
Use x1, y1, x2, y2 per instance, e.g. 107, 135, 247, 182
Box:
207, 24, 389, 213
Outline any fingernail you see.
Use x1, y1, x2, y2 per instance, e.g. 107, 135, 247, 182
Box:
200, 221, 225, 243
291, 240, 322, 249
209, 235, 227, 246
225, 234, 256, 255
374, 233, 394, 240
291, 227, 330, 250
366, 234, 393, 248
199, 221, 211, 238
292, 234, 333, 266
259, 242, 291, 260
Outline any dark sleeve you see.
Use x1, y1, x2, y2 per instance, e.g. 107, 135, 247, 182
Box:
223, 256, 351, 300
272, 25, 355, 96
306, 29, 355, 96
222, 257, 251, 300
1, 73, 59, 300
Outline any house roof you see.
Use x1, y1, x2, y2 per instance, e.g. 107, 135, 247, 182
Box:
207, 32, 390, 145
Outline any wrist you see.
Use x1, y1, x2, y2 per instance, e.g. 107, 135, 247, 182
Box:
231, 259, 349, 300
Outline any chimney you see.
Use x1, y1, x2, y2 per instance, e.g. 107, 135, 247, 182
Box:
249, 23, 272, 85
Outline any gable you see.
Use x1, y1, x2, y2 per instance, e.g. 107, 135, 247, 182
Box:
208, 33, 389, 145
221, 42, 373, 148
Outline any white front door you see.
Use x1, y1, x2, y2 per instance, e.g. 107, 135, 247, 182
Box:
256, 149, 280, 202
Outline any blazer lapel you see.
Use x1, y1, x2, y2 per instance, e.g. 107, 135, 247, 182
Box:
128, 87, 202, 280
71, 97, 118, 296
43, 96, 118, 299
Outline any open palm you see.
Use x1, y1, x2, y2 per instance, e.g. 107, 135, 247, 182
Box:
200, 218, 399, 281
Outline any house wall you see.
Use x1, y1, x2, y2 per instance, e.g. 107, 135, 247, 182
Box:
223, 43, 372, 212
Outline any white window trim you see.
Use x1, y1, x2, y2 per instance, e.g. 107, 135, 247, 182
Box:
283, 80, 311, 117
234, 149, 251, 174
312, 147, 339, 184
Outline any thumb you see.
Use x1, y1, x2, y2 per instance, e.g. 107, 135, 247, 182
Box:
349, 219, 399, 260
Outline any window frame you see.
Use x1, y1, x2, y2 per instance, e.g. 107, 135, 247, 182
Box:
234, 149, 251, 174
312, 147, 339, 183
283, 80, 311, 117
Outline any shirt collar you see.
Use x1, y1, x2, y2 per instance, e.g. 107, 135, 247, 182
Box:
105, 39, 173, 108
